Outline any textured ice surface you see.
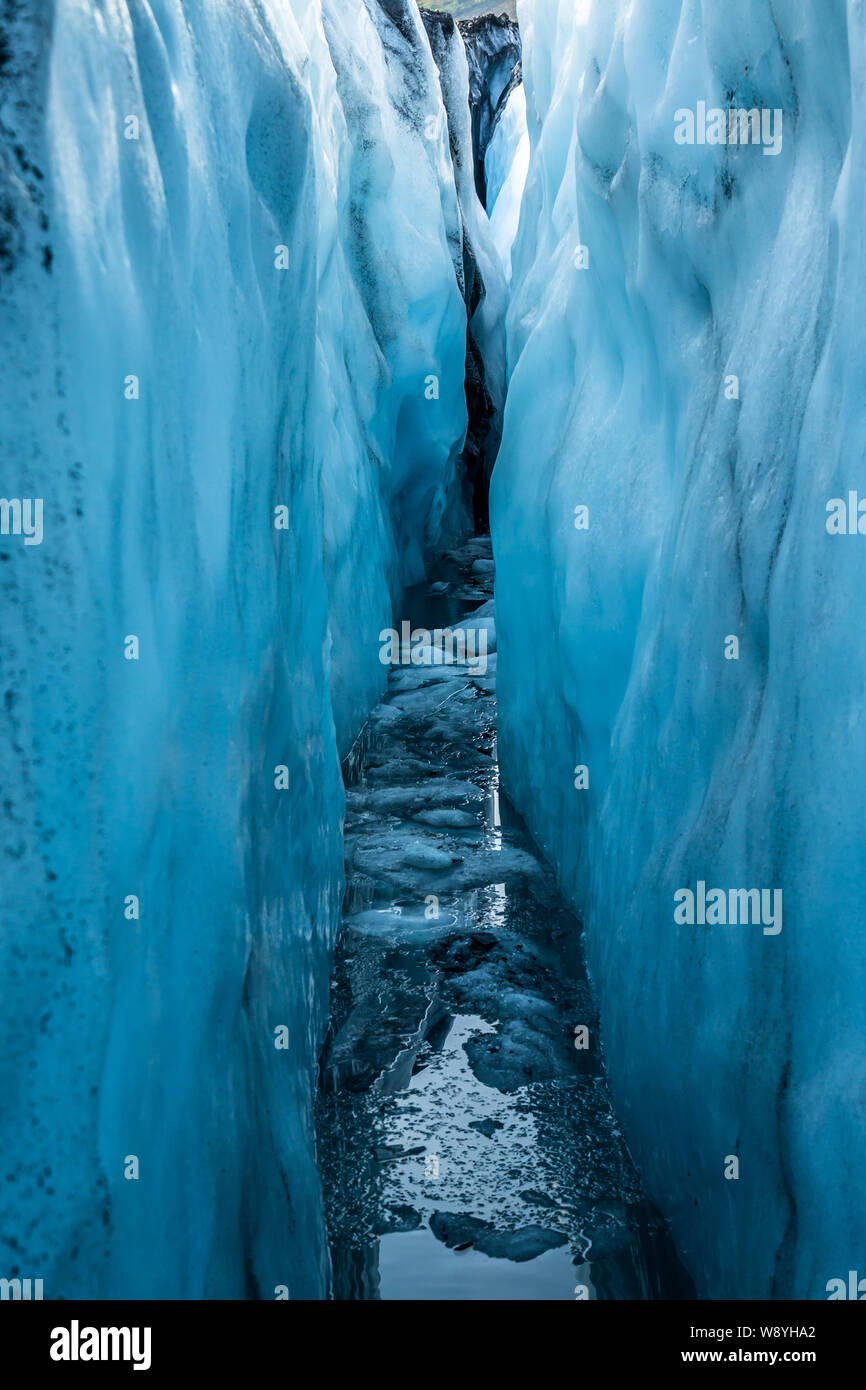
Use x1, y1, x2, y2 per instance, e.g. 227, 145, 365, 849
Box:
0, 0, 498, 1298
491, 0, 866, 1298
457, 10, 522, 205
485, 84, 529, 281
422, 10, 507, 416
423, 8, 508, 522
316, 540, 690, 1299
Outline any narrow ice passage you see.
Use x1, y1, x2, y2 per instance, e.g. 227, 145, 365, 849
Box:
315, 540, 691, 1299
312, 6, 688, 1302
9, 0, 862, 1309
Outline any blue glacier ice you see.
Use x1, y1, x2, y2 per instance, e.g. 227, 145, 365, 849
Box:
3, 0, 862, 1307
491, 0, 866, 1298
0, 0, 501, 1298
485, 83, 529, 283
422, 7, 508, 517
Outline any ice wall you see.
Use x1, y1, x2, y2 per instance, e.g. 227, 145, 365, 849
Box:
457, 11, 521, 205
0, 0, 490, 1298
485, 83, 529, 282
423, 7, 507, 523
492, 0, 866, 1298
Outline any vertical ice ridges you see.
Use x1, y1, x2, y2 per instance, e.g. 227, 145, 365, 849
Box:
492, 0, 866, 1297
485, 83, 529, 283
422, 7, 507, 525
0, 0, 496, 1298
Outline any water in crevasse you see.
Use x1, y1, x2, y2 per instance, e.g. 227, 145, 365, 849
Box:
315, 536, 693, 1301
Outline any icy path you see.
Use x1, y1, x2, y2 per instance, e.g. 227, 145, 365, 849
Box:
315, 538, 691, 1300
